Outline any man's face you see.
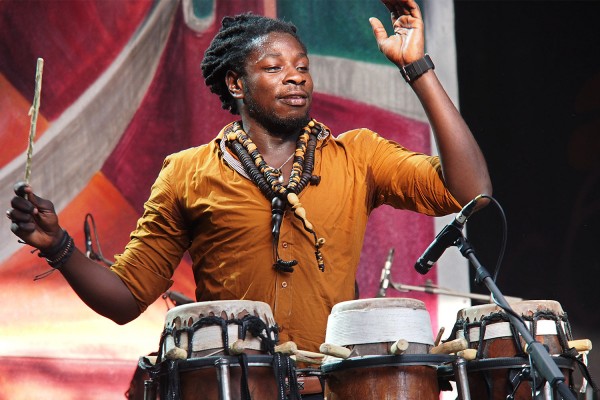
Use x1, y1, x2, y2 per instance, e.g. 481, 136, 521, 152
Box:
239, 31, 313, 135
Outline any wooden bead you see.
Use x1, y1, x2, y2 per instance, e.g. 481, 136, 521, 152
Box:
165, 346, 188, 360
287, 192, 300, 206
229, 339, 246, 355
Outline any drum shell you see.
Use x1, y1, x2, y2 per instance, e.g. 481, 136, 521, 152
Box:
325, 361, 439, 400
162, 356, 277, 400
322, 298, 440, 400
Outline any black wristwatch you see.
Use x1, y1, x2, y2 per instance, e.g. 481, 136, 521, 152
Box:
399, 54, 435, 83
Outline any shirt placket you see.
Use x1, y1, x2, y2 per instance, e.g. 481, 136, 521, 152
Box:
273, 211, 294, 337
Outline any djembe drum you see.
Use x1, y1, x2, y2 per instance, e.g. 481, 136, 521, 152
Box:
320, 298, 453, 400
449, 300, 577, 399
139, 300, 300, 400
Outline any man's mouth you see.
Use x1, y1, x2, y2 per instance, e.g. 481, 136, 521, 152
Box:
279, 92, 308, 106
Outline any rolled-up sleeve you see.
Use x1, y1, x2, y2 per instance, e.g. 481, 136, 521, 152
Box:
110, 155, 191, 312
340, 128, 461, 216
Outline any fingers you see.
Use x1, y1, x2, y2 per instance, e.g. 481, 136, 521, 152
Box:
11, 184, 55, 215
14, 181, 28, 197
380, 0, 421, 19
8, 182, 59, 234
7, 202, 36, 233
369, 17, 388, 47
10, 193, 35, 214
6, 206, 36, 234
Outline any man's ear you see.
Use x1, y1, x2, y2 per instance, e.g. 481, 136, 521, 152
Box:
225, 70, 244, 99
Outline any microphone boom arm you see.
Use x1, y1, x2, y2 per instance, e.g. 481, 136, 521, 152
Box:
389, 280, 523, 303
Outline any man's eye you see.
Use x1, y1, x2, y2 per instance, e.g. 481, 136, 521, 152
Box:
265, 66, 281, 72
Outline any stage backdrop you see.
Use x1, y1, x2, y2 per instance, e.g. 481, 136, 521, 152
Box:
0, 0, 464, 398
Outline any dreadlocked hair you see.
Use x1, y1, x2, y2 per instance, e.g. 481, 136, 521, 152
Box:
201, 13, 306, 115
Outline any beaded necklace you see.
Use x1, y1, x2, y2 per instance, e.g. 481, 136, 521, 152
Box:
224, 119, 327, 273
274, 152, 295, 183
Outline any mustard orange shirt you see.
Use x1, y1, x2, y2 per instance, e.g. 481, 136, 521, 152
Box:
111, 122, 460, 352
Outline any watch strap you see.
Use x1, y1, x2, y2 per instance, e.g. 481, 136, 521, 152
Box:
400, 54, 435, 83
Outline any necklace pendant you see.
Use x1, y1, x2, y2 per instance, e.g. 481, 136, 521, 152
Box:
278, 174, 284, 183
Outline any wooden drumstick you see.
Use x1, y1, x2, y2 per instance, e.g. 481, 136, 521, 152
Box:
291, 354, 323, 365
24, 57, 44, 185
430, 338, 468, 355
434, 327, 445, 347
320, 343, 351, 359
456, 348, 477, 361
275, 340, 325, 363
275, 341, 298, 354
568, 339, 592, 353
390, 338, 409, 355
295, 349, 325, 359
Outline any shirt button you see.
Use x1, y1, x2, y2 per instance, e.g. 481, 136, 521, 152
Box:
282, 242, 289, 248
281, 281, 288, 288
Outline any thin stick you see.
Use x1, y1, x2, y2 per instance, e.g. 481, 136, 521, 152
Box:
25, 57, 44, 184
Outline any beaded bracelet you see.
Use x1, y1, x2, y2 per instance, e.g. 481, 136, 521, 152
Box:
38, 230, 75, 270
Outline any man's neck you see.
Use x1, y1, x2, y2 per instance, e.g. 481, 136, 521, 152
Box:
241, 120, 299, 161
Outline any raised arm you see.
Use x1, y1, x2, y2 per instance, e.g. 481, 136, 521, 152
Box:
7, 184, 141, 324
370, 0, 492, 205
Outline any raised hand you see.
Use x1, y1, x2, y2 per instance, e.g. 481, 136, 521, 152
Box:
7, 182, 64, 251
369, 0, 425, 67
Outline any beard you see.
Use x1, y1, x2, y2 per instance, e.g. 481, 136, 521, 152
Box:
243, 87, 311, 137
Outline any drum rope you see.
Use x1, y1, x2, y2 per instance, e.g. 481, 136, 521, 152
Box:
150, 313, 303, 399
166, 359, 181, 400
447, 309, 600, 396
449, 310, 574, 359
238, 353, 252, 400
272, 352, 301, 400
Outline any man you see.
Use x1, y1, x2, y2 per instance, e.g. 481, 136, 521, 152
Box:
7, 0, 490, 362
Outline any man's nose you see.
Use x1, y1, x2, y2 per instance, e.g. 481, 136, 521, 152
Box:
283, 67, 306, 85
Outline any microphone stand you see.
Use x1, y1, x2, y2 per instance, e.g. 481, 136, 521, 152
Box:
89, 252, 114, 268
455, 234, 576, 400
390, 280, 523, 303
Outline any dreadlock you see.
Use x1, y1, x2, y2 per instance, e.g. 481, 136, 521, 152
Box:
201, 13, 306, 115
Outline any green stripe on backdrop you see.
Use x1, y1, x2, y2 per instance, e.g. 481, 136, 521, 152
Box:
277, 0, 424, 64
192, 0, 213, 19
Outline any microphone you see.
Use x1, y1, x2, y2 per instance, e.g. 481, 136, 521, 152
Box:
414, 195, 483, 275
164, 290, 194, 306
376, 248, 395, 298
84, 215, 95, 260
